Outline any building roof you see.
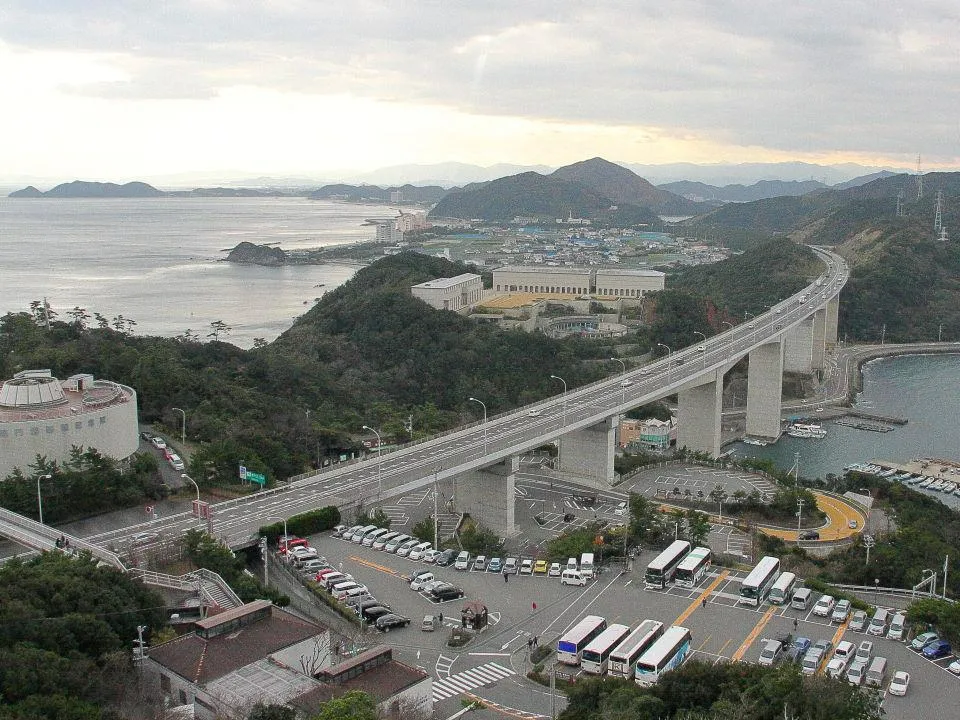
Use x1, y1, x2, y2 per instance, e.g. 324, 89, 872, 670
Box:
293, 658, 429, 709
411, 273, 480, 290
494, 265, 591, 275
594, 269, 666, 278
148, 604, 325, 685
0, 369, 134, 422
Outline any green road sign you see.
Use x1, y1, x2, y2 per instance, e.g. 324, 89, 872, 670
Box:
246, 471, 266, 486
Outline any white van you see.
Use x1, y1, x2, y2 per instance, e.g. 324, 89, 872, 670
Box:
580, 552, 595, 580
331, 581, 361, 600
887, 612, 906, 640
561, 569, 587, 586
409, 542, 433, 561
833, 640, 855, 663
865, 656, 888, 688
791, 587, 813, 610
362, 528, 390, 547
867, 608, 890, 637
410, 572, 435, 591
454, 551, 471, 570
352, 525, 378, 544
566, 557, 578, 572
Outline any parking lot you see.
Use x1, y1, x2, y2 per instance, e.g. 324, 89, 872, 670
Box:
303, 527, 960, 719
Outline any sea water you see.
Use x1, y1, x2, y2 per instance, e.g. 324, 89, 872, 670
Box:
0, 197, 397, 347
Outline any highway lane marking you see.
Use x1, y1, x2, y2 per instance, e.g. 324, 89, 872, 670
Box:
731, 606, 777, 662
348, 555, 406, 578
674, 570, 729, 626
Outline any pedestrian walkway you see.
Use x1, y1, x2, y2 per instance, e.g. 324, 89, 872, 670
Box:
432, 661, 516, 701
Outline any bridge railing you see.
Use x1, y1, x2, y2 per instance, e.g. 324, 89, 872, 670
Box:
0, 507, 126, 570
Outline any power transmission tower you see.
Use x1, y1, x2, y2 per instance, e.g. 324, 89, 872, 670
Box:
935, 190, 943, 232
896, 188, 904, 217
917, 153, 924, 199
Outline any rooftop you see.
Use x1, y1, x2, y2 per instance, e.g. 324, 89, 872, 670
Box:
494, 265, 591, 275
411, 273, 480, 289
595, 268, 666, 278
0, 369, 134, 423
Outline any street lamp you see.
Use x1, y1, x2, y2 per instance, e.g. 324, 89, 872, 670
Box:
181, 473, 202, 528
36, 473, 51, 525
656, 343, 672, 379
550, 375, 567, 474
362, 425, 383, 501
171, 407, 186, 445
721, 321, 734, 332
468, 397, 487, 455
433, 465, 442, 550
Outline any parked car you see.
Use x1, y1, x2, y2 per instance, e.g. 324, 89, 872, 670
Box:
487, 557, 503, 573
396, 539, 420, 557
826, 653, 851, 679
473, 555, 487, 572
923, 640, 952, 659
299, 559, 331, 574
361, 605, 393, 622
130, 531, 159, 546
454, 551, 471, 570
855, 640, 874, 665
436, 548, 457, 567
431, 585, 465, 602
848, 610, 869, 632
355, 599, 388, 616
887, 612, 906, 640
801, 639, 832, 674
376, 614, 411, 632
846, 660, 867, 687
888, 670, 910, 696
409, 569, 432, 584
168, 454, 185, 470
812, 595, 836, 617
421, 614, 440, 632
758, 639, 784, 667
785, 637, 812, 664
848, 519, 859, 529
384, 534, 412, 553
947, 659, 960, 675
410, 573, 436, 592
831, 599, 851, 623
409, 542, 433, 561
373, 531, 400, 550
140, 430, 154, 441
519, 559, 534, 575
151, 436, 166, 449
799, 530, 820, 540
534, 559, 548, 574
910, 631, 939, 652
614, 501, 628, 516
504, 557, 519, 574
422, 549, 442, 564
331, 524, 348, 538
548, 562, 562, 577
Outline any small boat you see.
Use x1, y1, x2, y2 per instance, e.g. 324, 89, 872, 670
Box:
743, 437, 767, 446
919, 478, 934, 488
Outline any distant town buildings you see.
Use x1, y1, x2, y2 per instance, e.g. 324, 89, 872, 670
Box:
374, 211, 431, 247
0, 369, 139, 478
411, 273, 483, 311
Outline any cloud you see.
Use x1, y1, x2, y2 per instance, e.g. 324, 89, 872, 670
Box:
0, 1, 958, 176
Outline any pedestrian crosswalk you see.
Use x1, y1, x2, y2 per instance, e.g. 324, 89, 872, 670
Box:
432, 662, 516, 701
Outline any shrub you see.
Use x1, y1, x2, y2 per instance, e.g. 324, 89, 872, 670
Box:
259, 506, 341, 542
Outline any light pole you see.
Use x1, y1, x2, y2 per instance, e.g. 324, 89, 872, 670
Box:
181, 473, 202, 528
36, 473, 51, 525
721, 321, 734, 332
468, 397, 487, 456
864, 534, 875, 565
433, 465, 441, 550
656, 343, 672, 380
362, 425, 383, 501
171, 407, 186, 445
874, 578, 880, 605
796, 497, 804, 539
550, 375, 567, 474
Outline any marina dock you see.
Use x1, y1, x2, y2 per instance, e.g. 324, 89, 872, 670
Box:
834, 419, 894, 433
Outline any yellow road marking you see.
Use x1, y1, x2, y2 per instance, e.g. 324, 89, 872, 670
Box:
674, 570, 729, 626
349, 555, 406, 578
696, 635, 713, 651
716, 638, 732, 658
820, 619, 851, 673
731, 606, 777, 662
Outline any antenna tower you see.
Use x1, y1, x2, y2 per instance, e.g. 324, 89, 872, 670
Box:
934, 190, 943, 232
916, 153, 924, 199
896, 188, 904, 217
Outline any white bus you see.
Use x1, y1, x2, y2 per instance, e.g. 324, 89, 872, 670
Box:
608, 620, 665, 679
581, 623, 632, 675
738, 556, 781, 606
557, 615, 607, 666
634, 626, 693, 685
674, 546, 712, 588
645, 540, 691, 589
767, 571, 797, 605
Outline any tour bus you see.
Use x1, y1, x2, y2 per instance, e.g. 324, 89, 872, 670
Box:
581, 623, 632, 675
557, 615, 607, 666
634, 626, 693, 685
768, 571, 798, 605
738, 556, 781, 606
644, 540, 691, 589
608, 620, 665, 679
674, 546, 712, 588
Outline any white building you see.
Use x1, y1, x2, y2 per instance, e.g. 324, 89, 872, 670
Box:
594, 269, 666, 298
492, 266, 592, 295
411, 273, 483, 311
0, 369, 139, 478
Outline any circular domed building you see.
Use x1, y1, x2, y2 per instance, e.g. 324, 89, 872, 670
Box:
0, 369, 139, 478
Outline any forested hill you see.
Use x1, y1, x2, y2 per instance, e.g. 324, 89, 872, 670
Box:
268, 253, 609, 426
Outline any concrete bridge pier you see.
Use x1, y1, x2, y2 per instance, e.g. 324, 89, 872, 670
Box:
824, 297, 839, 346
812, 308, 827, 371
784, 318, 814, 373
676, 368, 725, 458
454, 456, 517, 537
561, 417, 617, 487
745, 339, 785, 440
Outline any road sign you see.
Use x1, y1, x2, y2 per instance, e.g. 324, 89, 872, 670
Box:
246, 471, 266, 486
239, 465, 247, 480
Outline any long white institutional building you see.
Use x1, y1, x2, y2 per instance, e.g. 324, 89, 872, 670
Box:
411, 273, 483, 311
492, 266, 665, 298
0, 370, 139, 478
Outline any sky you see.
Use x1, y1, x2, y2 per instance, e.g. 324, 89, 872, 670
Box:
1, 1, 959, 183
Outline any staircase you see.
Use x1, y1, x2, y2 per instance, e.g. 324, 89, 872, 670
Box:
435, 511, 463, 541
130, 567, 242, 612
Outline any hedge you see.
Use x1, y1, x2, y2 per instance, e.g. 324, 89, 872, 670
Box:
258, 506, 341, 542
803, 577, 873, 613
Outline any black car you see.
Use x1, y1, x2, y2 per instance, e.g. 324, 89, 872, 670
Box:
435, 549, 457, 567
140, 431, 153, 441
355, 598, 387, 616
431, 585, 465, 602
799, 530, 820, 541
361, 605, 393, 622
375, 614, 411, 632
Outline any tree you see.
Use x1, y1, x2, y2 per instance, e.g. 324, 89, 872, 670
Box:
248, 704, 296, 720
410, 517, 435, 543
66, 306, 90, 330
685, 509, 711, 548
312, 690, 378, 720
208, 319, 232, 341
